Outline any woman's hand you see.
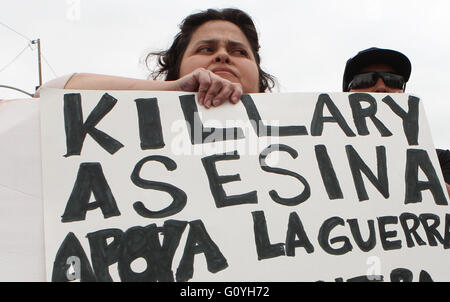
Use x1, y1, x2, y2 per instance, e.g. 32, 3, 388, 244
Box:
47, 71, 243, 108
173, 68, 243, 108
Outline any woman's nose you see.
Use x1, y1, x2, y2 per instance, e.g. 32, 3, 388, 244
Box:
215, 52, 230, 64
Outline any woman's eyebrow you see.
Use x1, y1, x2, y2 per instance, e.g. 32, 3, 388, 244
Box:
195, 39, 219, 46
227, 40, 248, 48
194, 39, 248, 48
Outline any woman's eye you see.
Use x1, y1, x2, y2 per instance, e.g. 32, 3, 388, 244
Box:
198, 47, 213, 53
233, 49, 248, 56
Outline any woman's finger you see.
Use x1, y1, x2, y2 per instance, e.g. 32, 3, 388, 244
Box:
195, 69, 211, 105
179, 68, 243, 108
203, 74, 224, 108
229, 83, 243, 104
212, 82, 233, 107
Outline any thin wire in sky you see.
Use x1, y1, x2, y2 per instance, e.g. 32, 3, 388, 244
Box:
1, 20, 59, 79
41, 54, 58, 78
0, 21, 32, 42
0, 43, 31, 74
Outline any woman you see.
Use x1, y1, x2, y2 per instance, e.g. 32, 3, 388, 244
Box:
39, 8, 275, 108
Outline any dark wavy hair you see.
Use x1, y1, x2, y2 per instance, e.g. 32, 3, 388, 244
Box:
145, 8, 275, 92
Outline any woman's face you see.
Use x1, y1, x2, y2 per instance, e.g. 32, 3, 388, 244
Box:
179, 20, 260, 93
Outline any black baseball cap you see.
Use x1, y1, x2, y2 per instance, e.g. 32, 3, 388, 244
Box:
342, 47, 412, 91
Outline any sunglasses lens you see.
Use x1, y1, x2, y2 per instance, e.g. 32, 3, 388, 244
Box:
381, 73, 405, 89
349, 72, 405, 90
349, 73, 377, 90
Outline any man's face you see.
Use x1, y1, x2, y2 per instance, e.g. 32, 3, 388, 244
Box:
349, 63, 404, 93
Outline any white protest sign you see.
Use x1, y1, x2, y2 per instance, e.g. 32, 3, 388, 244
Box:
39, 88, 449, 282
0, 99, 45, 281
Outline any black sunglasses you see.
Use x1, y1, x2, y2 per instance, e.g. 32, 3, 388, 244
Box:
348, 72, 406, 91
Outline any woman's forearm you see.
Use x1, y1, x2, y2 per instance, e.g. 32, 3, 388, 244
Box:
65, 73, 177, 91
38, 69, 243, 108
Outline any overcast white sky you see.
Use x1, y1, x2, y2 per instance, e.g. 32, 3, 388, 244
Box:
1, 0, 449, 147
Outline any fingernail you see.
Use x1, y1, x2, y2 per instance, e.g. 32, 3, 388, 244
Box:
213, 99, 220, 106
232, 96, 238, 103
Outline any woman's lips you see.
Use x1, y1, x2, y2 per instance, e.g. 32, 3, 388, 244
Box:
211, 67, 237, 77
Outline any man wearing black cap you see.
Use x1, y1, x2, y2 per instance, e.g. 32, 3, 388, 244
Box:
342, 47, 450, 197
343, 47, 411, 93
